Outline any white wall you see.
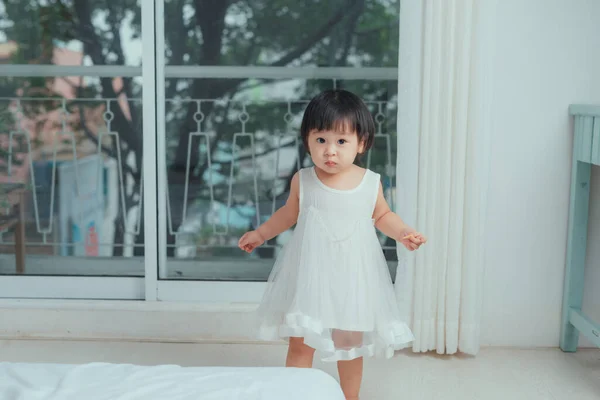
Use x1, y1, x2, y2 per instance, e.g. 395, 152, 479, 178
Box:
480, 0, 600, 347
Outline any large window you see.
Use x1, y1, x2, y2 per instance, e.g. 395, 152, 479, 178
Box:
0, 0, 400, 301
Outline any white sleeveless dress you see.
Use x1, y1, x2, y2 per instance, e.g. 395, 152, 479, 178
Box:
256, 167, 414, 362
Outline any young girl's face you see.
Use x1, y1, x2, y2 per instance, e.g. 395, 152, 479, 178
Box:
308, 128, 365, 173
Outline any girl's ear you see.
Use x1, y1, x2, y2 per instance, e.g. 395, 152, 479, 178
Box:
358, 140, 366, 154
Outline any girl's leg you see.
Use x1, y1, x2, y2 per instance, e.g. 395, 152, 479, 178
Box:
286, 337, 315, 368
333, 330, 364, 400
337, 357, 363, 400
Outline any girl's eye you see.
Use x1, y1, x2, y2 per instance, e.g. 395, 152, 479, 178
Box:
337, 139, 346, 145
316, 138, 325, 144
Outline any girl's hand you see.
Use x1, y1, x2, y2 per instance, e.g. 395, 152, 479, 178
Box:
400, 231, 427, 251
238, 230, 265, 253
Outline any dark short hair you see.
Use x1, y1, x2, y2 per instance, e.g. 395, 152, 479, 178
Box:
300, 89, 375, 153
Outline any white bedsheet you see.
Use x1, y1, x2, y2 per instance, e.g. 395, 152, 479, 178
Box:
0, 362, 345, 400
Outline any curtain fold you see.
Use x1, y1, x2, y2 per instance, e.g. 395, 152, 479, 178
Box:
395, 0, 495, 355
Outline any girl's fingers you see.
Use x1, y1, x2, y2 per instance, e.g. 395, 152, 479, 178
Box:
407, 233, 427, 244
403, 235, 419, 245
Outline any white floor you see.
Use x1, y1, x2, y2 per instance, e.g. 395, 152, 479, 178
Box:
1, 339, 599, 400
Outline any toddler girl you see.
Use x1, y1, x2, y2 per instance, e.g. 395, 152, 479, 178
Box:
238, 89, 426, 400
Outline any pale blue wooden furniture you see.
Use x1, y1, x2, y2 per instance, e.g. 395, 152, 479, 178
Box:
560, 104, 600, 352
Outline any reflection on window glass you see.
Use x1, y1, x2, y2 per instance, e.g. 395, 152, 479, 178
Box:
0, 1, 144, 277
0, 1, 142, 66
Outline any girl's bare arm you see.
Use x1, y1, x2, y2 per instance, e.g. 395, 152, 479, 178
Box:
256, 172, 300, 241
372, 182, 426, 250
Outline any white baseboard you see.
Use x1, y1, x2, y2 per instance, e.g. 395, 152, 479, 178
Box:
0, 300, 595, 349
0, 300, 261, 343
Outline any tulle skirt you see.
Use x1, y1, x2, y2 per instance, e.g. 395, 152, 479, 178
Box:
256, 206, 414, 362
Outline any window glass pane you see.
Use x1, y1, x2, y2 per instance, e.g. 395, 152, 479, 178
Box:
0, 1, 144, 277
161, 0, 400, 282
163, 0, 399, 68
0, 1, 141, 66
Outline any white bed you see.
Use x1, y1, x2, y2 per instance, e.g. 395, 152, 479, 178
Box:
0, 362, 345, 400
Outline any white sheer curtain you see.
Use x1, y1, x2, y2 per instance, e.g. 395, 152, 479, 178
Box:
395, 0, 496, 355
